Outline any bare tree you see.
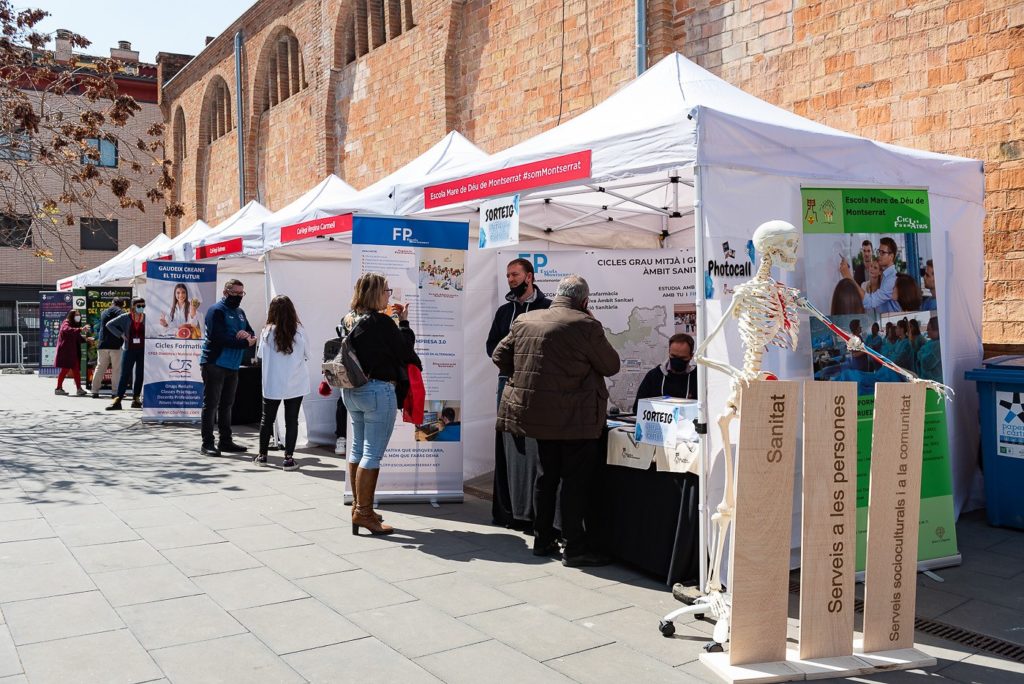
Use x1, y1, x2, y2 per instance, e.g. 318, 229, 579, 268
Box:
0, 1, 183, 265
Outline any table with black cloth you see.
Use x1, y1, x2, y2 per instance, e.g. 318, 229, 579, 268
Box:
500, 424, 700, 587
231, 365, 263, 425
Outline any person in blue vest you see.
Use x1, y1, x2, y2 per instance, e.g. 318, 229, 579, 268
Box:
200, 279, 255, 457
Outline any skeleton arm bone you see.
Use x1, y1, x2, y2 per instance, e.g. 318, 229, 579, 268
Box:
796, 297, 954, 401
694, 296, 747, 381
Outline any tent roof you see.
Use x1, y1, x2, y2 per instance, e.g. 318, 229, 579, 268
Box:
391, 52, 982, 243
193, 201, 272, 258
158, 219, 214, 260
75, 243, 142, 287
262, 132, 487, 252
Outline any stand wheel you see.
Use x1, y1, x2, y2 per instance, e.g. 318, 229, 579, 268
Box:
703, 641, 724, 653
658, 620, 676, 637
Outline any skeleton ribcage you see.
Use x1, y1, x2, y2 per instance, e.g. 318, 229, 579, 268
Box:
731, 280, 800, 353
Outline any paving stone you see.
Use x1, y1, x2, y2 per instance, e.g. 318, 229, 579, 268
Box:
462, 604, 614, 661
151, 633, 305, 683
345, 546, 455, 583
575, 606, 708, 666
232, 597, 367, 654
596, 575, 685, 617
546, 642, 703, 683
936, 598, 1024, 648
986, 535, 1024, 560
161, 541, 262, 577
499, 574, 631, 620
958, 547, 1024, 579
2, 591, 123, 645
914, 583, 972, 620
0, 675, 27, 684
238, 493, 313, 514
347, 600, 488, 658
114, 505, 194, 529
18, 629, 162, 684
416, 638, 574, 684
185, 505, 270, 531
117, 594, 247, 650
937, 651, 1024, 683
442, 549, 555, 586
0, 503, 39, 523
91, 563, 201, 607
36, 503, 116, 527
219, 523, 311, 552
252, 544, 356, 579
283, 637, 442, 684
71, 539, 166, 574
301, 526, 418, 555
51, 520, 139, 548
194, 566, 308, 611
0, 626, 19, 678
135, 521, 224, 550
0, 551, 94, 603
298, 570, 416, 615
396, 571, 523, 617
0, 518, 53, 544
271, 508, 348, 533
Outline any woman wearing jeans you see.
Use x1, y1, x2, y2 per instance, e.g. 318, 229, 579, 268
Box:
256, 295, 310, 471
341, 273, 420, 535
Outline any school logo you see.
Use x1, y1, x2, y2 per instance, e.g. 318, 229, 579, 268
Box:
168, 358, 193, 377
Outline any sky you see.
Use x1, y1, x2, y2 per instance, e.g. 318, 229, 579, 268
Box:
32, 1, 256, 63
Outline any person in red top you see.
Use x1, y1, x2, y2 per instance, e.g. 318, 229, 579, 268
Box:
54, 310, 92, 396
105, 297, 147, 410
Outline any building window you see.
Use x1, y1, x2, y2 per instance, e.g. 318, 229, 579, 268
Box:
0, 215, 32, 248
262, 31, 307, 112
0, 129, 31, 161
205, 79, 232, 144
81, 138, 118, 167
344, 0, 414, 65
80, 218, 118, 251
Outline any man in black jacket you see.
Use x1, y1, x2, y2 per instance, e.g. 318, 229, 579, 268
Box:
486, 257, 551, 529
632, 333, 698, 413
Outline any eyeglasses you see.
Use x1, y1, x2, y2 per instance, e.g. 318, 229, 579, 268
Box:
877, 249, 894, 256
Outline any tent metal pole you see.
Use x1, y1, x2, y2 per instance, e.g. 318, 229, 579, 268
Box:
585, 185, 671, 215
692, 162, 709, 594
526, 178, 670, 200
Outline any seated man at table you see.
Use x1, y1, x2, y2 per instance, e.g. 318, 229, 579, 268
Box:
632, 333, 697, 413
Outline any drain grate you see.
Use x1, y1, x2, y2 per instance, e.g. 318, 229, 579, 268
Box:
787, 581, 1024, 663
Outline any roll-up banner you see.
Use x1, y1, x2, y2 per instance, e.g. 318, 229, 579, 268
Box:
39, 291, 74, 376
350, 215, 470, 502
85, 287, 132, 386
142, 261, 217, 422
497, 249, 697, 414
801, 187, 959, 570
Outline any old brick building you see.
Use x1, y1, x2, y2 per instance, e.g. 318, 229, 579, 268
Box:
161, 0, 1024, 346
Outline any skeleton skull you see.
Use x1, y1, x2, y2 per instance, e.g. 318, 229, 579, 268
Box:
752, 220, 800, 271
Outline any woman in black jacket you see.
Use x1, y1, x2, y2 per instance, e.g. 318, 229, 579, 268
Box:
341, 273, 420, 535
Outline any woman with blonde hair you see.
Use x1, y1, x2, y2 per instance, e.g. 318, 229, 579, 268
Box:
255, 295, 309, 471
341, 273, 421, 535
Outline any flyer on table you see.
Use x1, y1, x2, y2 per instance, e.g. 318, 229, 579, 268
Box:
142, 261, 218, 421
801, 187, 958, 569
351, 216, 469, 500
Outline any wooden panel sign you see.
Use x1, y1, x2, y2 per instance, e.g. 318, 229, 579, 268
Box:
729, 380, 799, 666
799, 381, 857, 660
862, 382, 926, 653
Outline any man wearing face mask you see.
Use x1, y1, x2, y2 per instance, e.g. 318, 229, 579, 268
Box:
105, 297, 147, 410
199, 280, 255, 457
493, 275, 620, 567
485, 258, 551, 529
632, 333, 698, 413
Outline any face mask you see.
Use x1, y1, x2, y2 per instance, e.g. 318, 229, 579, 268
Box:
72, 315, 81, 323
509, 281, 528, 299
225, 295, 242, 308
669, 357, 690, 372
135, 306, 145, 314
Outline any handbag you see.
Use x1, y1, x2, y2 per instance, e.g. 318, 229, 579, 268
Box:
321, 314, 369, 389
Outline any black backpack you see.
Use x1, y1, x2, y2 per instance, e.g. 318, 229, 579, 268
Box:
321, 315, 369, 389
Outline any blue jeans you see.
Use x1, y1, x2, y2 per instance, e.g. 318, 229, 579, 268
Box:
116, 348, 144, 400
342, 380, 397, 470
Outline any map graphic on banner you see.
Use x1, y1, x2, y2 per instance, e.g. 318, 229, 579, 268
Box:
351, 216, 469, 501
801, 187, 959, 570
500, 249, 696, 413
142, 261, 217, 422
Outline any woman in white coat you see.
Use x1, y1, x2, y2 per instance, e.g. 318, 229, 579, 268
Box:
255, 295, 310, 471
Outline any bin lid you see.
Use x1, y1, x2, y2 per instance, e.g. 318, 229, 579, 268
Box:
984, 355, 1024, 369
965, 355, 1024, 383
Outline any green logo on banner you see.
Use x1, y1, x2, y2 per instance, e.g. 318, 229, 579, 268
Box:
802, 188, 930, 234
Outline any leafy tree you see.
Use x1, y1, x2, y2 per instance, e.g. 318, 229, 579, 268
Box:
0, 1, 183, 262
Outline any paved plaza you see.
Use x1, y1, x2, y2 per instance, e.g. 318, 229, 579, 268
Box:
0, 373, 1020, 683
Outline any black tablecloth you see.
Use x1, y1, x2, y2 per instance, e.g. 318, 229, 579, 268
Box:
232, 365, 262, 425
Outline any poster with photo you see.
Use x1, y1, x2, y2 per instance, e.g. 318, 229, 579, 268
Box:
802, 187, 957, 570
39, 291, 73, 375
351, 216, 469, 501
85, 287, 132, 386
142, 261, 218, 421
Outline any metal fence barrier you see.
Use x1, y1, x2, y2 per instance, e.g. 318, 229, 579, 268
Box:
0, 333, 25, 369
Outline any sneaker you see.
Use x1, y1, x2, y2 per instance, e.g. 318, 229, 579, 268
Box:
105, 400, 122, 411
218, 442, 248, 453
76, 389, 88, 397
533, 538, 559, 557
562, 551, 611, 568
54, 388, 68, 396
252, 454, 268, 467
282, 457, 299, 471
91, 393, 100, 399
130, 398, 142, 409
335, 437, 346, 455
200, 445, 221, 457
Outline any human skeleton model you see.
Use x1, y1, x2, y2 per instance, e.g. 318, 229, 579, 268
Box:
681, 220, 952, 647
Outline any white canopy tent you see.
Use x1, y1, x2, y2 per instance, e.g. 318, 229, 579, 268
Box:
99, 233, 173, 286
382, 53, 983, 575
69, 243, 142, 289
156, 219, 215, 261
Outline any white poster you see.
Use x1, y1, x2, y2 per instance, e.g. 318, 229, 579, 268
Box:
498, 248, 696, 413
142, 261, 217, 421
996, 390, 1024, 460
479, 195, 520, 249
352, 216, 469, 501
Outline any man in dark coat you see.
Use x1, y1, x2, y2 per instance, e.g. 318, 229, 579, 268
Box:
632, 333, 698, 412
486, 257, 551, 529
493, 275, 620, 567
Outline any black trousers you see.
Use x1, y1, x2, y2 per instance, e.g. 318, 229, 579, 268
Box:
115, 348, 144, 400
261, 396, 303, 455
201, 364, 238, 447
335, 396, 347, 438
535, 438, 598, 558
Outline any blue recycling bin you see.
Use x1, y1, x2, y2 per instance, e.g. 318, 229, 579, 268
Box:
965, 355, 1024, 529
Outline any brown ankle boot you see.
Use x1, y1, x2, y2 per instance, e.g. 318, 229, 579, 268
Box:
347, 462, 383, 522
351, 466, 393, 535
